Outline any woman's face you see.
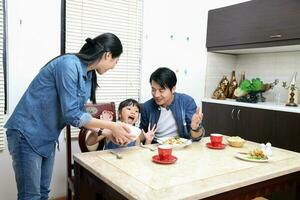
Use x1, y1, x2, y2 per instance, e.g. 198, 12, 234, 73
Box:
119, 105, 139, 125
95, 52, 119, 75
151, 80, 175, 107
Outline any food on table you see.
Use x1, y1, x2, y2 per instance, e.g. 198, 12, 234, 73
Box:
227, 136, 246, 147
248, 148, 268, 160
164, 136, 184, 145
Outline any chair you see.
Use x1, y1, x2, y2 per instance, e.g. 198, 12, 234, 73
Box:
66, 102, 116, 200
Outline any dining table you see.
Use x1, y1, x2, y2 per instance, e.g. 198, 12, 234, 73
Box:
73, 136, 300, 200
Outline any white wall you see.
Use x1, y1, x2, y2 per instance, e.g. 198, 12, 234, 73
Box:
0, 0, 249, 199
141, 0, 249, 106
0, 0, 63, 199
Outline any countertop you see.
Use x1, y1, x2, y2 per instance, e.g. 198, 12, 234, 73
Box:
74, 137, 300, 200
202, 98, 300, 114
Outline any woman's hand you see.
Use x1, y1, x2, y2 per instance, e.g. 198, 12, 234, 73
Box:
142, 124, 157, 144
111, 122, 132, 145
191, 107, 203, 130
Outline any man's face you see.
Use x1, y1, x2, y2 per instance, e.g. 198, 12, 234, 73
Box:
150, 80, 175, 107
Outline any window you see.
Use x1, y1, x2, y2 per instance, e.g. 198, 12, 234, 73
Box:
0, 0, 5, 151
64, 0, 143, 137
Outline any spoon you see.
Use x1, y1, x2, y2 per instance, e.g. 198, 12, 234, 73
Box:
140, 144, 157, 151
110, 150, 123, 159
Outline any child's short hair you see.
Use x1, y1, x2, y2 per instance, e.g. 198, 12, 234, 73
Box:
118, 99, 140, 114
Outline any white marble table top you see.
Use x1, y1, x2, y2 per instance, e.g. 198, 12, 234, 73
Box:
74, 137, 300, 200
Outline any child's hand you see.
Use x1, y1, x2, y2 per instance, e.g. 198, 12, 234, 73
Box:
142, 124, 157, 144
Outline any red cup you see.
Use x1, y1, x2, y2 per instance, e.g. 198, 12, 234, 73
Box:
210, 133, 223, 147
158, 144, 172, 161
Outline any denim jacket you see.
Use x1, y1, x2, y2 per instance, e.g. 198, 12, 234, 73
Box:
5, 54, 92, 157
140, 92, 205, 141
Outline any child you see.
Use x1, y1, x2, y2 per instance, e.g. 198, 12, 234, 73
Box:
86, 99, 157, 150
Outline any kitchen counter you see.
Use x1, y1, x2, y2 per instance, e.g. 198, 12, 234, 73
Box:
73, 137, 300, 200
202, 98, 300, 114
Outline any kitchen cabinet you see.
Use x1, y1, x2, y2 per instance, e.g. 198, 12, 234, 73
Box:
202, 101, 300, 153
273, 111, 300, 152
202, 102, 274, 143
206, 0, 300, 51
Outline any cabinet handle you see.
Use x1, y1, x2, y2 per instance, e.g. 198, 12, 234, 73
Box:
231, 108, 235, 120
237, 109, 241, 121
270, 34, 282, 38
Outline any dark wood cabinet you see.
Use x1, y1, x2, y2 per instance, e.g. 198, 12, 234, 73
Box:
201, 102, 235, 135
273, 111, 300, 152
206, 0, 300, 51
202, 102, 300, 153
202, 102, 274, 143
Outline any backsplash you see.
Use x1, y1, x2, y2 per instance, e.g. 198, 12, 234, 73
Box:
205, 51, 300, 104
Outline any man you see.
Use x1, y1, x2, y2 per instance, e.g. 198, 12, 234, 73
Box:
140, 67, 205, 143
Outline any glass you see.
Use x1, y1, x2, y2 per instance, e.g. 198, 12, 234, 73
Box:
274, 93, 281, 105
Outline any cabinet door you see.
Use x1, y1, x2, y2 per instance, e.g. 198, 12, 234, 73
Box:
235, 106, 275, 143
274, 111, 300, 152
202, 102, 235, 136
206, 0, 300, 50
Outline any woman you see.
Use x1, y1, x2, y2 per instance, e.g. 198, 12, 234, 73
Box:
5, 33, 132, 200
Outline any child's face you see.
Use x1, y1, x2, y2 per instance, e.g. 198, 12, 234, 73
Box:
119, 105, 139, 125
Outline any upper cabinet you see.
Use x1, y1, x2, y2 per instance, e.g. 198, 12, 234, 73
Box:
206, 0, 300, 52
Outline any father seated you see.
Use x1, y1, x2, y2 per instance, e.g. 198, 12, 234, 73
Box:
140, 67, 205, 143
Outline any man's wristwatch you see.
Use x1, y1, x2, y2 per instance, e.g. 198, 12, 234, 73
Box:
191, 125, 201, 132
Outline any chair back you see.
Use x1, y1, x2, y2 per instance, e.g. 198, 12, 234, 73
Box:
66, 102, 116, 200
78, 102, 116, 152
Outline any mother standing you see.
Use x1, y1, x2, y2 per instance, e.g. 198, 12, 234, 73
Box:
5, 33, 132, 200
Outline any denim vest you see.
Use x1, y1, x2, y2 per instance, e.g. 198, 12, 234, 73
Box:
5, 54, 93, 157
140, 92, 201, 140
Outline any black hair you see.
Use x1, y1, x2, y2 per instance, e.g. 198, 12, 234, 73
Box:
118, 99, 140, 115
149, 67, 177, 90
76, 33, 123, 103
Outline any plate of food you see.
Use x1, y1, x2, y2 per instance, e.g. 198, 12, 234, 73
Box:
235, 148, 269, 163
157, 136, 192, 149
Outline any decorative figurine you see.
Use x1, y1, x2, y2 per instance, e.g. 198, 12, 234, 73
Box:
228, 70, 238, 99
212, 75, 229, 100
282, 72, 298, 107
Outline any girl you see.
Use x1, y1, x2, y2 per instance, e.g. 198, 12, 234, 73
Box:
86, 99, 157, 150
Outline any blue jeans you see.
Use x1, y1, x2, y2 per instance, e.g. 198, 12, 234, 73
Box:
6, 129, 56, 200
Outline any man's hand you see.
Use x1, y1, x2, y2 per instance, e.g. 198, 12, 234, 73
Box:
191, 107, 203, 130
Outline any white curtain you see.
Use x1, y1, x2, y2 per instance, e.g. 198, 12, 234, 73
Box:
65, 0, 143, 137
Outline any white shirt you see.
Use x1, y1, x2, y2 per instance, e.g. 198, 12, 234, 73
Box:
155, 107, 178, 139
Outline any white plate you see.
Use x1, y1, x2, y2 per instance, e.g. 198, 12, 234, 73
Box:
157, 137, 192, 149
235, 152, 269, 163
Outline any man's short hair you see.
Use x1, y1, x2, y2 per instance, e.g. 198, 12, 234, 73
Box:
149, 67, 177, 89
